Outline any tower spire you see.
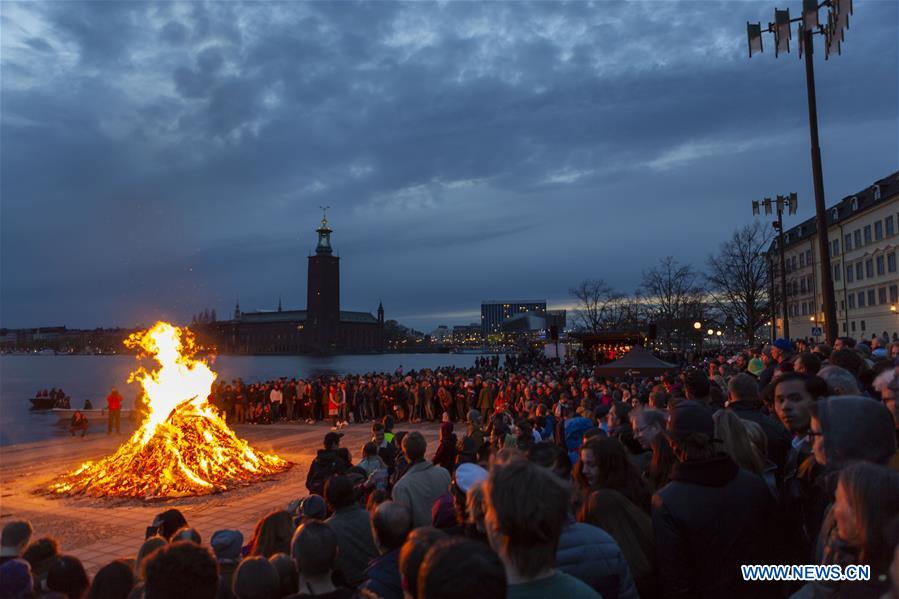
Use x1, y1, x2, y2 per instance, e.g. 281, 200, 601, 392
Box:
315, 207, 334, 255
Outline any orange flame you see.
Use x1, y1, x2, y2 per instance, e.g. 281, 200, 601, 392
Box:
48, 322, 289, 499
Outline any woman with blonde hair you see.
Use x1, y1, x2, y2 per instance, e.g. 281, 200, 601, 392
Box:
712, 409, 764, 475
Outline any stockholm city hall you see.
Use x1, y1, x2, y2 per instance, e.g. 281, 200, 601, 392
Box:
210, 213, 385, 354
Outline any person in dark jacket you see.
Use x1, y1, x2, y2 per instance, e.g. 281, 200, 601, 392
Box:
306, 432, 351, 496
361, 501, 412, 599
432, 420, 458, 472
323, 475, 378, 588
726, 373, 791, 477
652, 401, 776, 599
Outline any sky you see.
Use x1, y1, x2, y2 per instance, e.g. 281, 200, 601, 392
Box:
1, 1, 897, 333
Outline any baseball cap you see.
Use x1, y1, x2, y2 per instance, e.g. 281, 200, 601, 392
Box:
324, 432, 343, 447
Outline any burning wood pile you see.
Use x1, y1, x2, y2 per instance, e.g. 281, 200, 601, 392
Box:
48, 322, 289, 499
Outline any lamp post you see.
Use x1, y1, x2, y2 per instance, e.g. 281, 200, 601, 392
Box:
753, 195, 796, 340
693, 321, 703, 358
746, 0, 849, 346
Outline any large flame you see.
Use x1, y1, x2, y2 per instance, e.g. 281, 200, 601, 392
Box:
49, 322, 290, 499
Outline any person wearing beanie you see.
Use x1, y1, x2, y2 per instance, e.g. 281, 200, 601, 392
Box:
653, 401, 775, 598
0, 559, 33, 599
211, 529, 243, 592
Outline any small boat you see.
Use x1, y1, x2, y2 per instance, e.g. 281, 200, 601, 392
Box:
29, 397, 60, 411
52, 408, 134, 422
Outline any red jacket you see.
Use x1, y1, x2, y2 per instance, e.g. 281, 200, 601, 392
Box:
107, 391, 123, 410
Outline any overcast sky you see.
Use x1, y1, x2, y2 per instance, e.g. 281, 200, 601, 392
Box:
1, 1, 896, 332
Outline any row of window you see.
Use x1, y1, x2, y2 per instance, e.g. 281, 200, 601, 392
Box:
833, 214, 897, 255
845, 285, 899, 310
789, 284, 898, 318
835, 250, 898, 283
785, 249, 813, 274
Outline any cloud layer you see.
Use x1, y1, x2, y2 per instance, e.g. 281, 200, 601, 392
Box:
2, 1, 896, 331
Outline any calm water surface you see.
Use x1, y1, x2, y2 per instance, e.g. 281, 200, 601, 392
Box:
0, 353, 482, 446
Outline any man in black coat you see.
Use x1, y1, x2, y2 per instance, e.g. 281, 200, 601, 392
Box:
726, 373, 791, 476
652, 401, 775, 599
305, 432, 351, 496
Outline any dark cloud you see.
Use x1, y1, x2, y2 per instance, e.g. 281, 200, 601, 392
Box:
1, 1, 896, 332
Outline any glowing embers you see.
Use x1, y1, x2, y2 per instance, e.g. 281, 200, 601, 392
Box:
48, 322, 289, 499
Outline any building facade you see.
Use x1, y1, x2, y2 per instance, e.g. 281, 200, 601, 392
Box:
209, 216, 385, 354
480, 300, 546, 337
770, 171, 899, 343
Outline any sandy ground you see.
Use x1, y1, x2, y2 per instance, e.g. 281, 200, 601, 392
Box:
0, 420, 440, 575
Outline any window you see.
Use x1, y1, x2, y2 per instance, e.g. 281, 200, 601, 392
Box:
847, 265, 854, 282
890, 285, 898, 303
806, 249, 812, 265
867, 289, 875, 306
887, 215, 895, 236
877, 255, 885, 275
832, 239, 840, 256
861, 320, 866, 332
864, 225, 872, 244
801, 302, 807, 316
851, 196, 859, 211
856, 262, 863, 280
858, 292, 866, 307
834, 263, 841, 281
845, 233, 852, 251
854, 230, 862, 247
851, 321, 856, 332
832, 207, 839, 221
866, 259, 874, 278
799, 252, 805, 268
800, 278, 807, 294
874, 185, 881, 201
879, 287, 887, 304
889, 252, 897, 273
840, 300, 845, 311
849, 294, 855, 309
792, 256, 798, 271
875, 221, 883, 240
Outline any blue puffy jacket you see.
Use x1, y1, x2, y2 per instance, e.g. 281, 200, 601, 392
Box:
555, 515, 639, 599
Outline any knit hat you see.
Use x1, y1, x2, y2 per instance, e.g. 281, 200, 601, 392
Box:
772, 338, 792, 352
288, 494, 328, 521
667, 400, 714, 439
210, 530, 244, 562
747, 358, 765, 377
453, 463, 488, 494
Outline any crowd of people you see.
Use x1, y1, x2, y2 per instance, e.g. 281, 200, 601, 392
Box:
3, 334, 899, 598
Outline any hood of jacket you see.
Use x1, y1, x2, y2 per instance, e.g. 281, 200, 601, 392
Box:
670, 453, 740, 487
817, 396, 896, 471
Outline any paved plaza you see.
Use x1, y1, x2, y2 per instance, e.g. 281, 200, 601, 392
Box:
0, 421, 440, 575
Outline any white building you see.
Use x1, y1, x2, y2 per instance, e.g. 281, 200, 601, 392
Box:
770, 171, 899, 343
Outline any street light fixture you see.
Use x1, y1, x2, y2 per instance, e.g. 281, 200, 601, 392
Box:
707, 329, 714, 336
753, 195, 796, 340
746, 0, 847, 345
693, 322, 702, 330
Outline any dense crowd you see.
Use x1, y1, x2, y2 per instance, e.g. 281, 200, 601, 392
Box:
2, 334, 899, 599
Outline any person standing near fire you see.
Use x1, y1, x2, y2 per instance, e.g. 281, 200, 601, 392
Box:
106, 387, 123, 434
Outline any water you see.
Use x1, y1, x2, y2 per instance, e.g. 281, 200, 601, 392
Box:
0, 353, 483, 446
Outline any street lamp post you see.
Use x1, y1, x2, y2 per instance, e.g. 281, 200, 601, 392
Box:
693, 321, 703, 358
753, 195, 796, 340
747, 0, 850, 345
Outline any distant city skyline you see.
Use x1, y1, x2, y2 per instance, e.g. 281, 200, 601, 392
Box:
2, 1, 896, 332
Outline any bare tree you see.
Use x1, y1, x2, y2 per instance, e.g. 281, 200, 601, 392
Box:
705, 221, 772, 345
640, 256, 703, 344
569, 279, 624, 332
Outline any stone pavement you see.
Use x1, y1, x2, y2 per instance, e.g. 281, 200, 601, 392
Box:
0, 421, 440, 575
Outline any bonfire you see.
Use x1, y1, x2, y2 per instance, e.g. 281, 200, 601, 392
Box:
49, 322, 290, 499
